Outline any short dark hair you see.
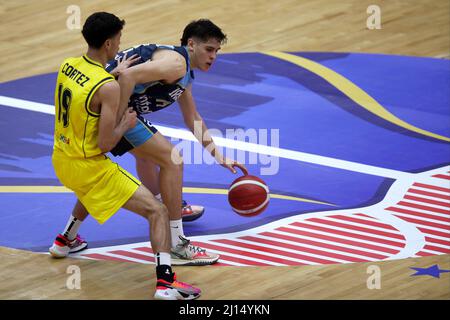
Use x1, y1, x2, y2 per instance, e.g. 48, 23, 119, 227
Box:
180, 19, 227, 46
82, 12, 125, 49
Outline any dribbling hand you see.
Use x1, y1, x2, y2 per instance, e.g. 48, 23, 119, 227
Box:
220, 157, 248, 175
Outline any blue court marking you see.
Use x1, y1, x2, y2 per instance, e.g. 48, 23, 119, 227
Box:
0, 52, 448, 252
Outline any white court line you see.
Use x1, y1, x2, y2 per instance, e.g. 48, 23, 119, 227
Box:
0, 95, 414, 180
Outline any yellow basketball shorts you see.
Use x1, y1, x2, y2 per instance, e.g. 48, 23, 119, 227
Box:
52, 152, 141, 224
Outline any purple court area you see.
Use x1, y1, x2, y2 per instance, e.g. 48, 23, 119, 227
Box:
0, 52, 449, 252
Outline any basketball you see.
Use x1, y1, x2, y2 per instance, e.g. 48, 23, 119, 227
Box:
228, 172, 270, 217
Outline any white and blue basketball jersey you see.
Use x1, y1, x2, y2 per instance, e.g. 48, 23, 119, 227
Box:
105, 44, 194, 115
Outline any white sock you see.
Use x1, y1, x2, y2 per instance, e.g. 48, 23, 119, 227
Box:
155, 252, 171, 267
155, 193, 162, 202
62, 215, 82, 241
170, 219, 184, 248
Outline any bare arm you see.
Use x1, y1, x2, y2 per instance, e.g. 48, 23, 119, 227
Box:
117, 50, 186, 119
97, 81, 137, 152
178, 87, 247, 174
109, 53, 141, 78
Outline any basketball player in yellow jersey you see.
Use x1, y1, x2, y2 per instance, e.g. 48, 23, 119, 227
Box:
49, 12, 200, 300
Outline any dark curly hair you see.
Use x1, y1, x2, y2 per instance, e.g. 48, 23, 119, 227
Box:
82, 12, 125, 49
180, 19, 227, 46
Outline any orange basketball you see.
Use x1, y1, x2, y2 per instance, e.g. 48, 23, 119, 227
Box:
228, 173, 270, 217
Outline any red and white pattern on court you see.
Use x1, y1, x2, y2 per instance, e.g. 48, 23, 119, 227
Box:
73, 166, 450, 266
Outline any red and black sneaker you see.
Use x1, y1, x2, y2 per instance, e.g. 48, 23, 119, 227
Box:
154, 272, 201, 300
49, 233, 88, 258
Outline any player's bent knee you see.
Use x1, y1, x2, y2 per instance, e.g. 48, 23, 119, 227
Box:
167, 147, 183, 170
145, 200, 168, 221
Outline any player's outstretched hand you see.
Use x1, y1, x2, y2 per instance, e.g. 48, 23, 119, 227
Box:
111, 53, 141, 77
220, 157, 248, 175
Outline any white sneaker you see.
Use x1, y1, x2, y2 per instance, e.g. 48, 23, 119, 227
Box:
170, 236, 219, 266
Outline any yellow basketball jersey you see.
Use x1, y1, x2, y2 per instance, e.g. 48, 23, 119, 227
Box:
53, 55, 115, 158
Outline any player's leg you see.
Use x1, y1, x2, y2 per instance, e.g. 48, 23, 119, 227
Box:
122, 184, 200, 300
129, 131, 184, 235
133, 133, 218, 265
131, 133, 218, 265
135, 157, 160, 194
135, 157, 205, 222
122, 184, 171, 253
51, 152, 200, 300
49, 200, 90, 257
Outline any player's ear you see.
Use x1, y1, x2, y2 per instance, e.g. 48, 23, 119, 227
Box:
187, 38, 195, 51
104, 39, 112, 50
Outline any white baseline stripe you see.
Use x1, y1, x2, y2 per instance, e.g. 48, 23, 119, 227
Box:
0, 95, 414, 180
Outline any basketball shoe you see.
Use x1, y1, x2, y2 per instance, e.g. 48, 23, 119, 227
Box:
154, 271, 201, 300
170, 235, 219, 266
49, 233, 88, 258
181, 200, 205, 222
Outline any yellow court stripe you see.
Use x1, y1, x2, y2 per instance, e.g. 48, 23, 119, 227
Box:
183, 187, 335, 206
0, 186, 71, 193
0, 186, 335, 206
262, 51, 450, 143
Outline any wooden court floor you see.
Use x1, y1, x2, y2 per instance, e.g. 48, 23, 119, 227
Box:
0, 0, 449, 300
